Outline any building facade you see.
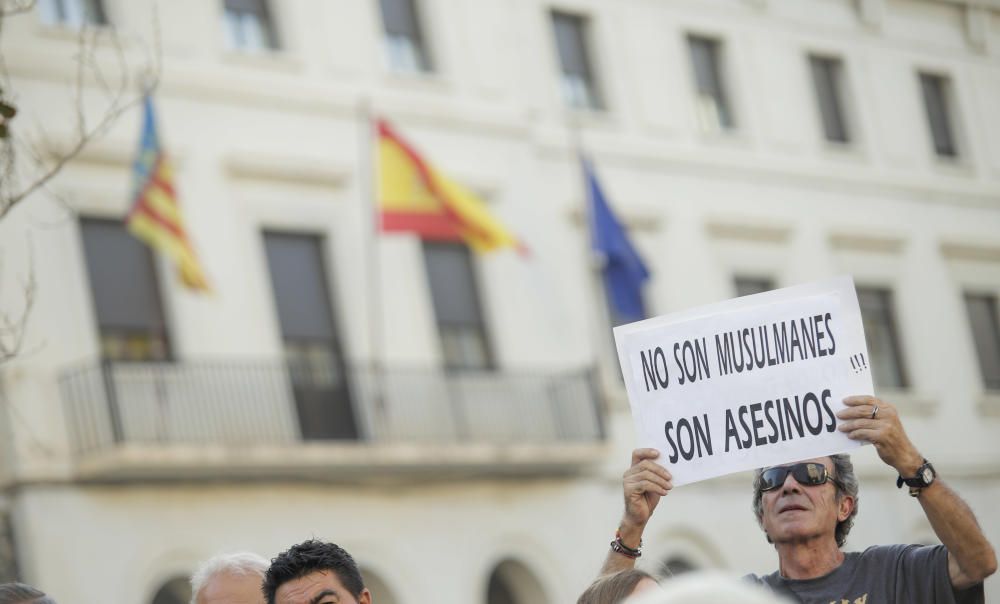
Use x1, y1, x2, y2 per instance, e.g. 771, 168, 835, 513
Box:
1, 0, 999, 602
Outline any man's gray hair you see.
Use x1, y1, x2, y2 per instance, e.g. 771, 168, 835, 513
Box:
751, 454, 860, 548
190, 552, 269, 604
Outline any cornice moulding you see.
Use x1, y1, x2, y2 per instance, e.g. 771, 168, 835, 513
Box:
940, 241, 1000, 262
705, 220, 792, 243
223, 152, 352, 188
829, 232, 906, 254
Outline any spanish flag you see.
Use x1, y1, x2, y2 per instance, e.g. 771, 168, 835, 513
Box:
377, 118, 523, 254
126, 96, 209, 291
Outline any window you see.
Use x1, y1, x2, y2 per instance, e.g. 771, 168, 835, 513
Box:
964, 293, 1000, 390
809, 55, 850, 144
37, 0, 106, 26
551, 11, 603, 110
919, 72, 959, 158
857, 287, 908, 389
734, 276, 775, 298
223, 0, 279, 51
423, 242, 493, 370
688, 35, 734, 131
80, 218, 171, 362
379, 0, 432, 73
263, 232, 356, 440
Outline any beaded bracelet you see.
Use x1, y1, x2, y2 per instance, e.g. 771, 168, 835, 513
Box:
610, 529, 642, 558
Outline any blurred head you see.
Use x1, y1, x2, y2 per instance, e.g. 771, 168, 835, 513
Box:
624, 571, 783, 604
577, 569, 660, 604
263, 540, 370, 604
0, 583, 56, 604
752, 454, 859, 548
191, 552, 269, 604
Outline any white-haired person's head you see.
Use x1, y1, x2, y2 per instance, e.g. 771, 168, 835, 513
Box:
624, 571, 789, 604
190, 552, 270, 604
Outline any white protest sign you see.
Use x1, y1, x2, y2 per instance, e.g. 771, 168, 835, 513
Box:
614, 276, 874, 487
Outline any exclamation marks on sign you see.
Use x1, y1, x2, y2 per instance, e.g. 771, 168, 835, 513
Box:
850, 353, 868, 373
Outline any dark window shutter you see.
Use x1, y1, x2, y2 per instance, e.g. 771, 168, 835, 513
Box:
225, 0, 266, 14
423, 243, 484, 326
688, 35, 733, 128
80, 218, 167, 333
552, 12, 591, 78
857, 287, 908, 389
920, 73, 958, 157
380, 0, 422, 38
965, 294, 1000, 390
263, 232, 337, 341
810, 56, 849, 143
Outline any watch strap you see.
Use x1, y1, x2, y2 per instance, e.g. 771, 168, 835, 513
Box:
897, 458, 933, 489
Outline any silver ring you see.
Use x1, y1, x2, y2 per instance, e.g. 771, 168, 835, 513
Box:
870, 405, 879, 420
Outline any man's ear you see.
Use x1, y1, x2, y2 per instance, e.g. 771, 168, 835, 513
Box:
359, 588, 373, 604
838, 494, 855, 522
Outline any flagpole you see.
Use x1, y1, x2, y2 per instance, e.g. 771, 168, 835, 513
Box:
357, 96, 387, 437
566, 116, 615, 418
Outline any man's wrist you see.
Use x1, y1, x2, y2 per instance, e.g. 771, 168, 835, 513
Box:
611, 529, 643, 558
893, 452, 925, 477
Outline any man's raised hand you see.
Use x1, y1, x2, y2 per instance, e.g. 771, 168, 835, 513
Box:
621, 448, 673, 539
600, 448, 674, 574
837, 395, 923, 475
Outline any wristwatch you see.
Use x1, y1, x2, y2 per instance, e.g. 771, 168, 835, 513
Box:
896, 459, 936, 497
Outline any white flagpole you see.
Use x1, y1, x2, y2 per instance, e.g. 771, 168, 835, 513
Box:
357, 98, 387, 437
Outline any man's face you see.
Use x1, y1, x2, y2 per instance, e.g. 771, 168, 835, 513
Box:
760, 457, 853, 546
274, 570, 371, 604
196, 571, 266, 604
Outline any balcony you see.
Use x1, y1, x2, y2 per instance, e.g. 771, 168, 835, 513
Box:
59, 360, 606, 481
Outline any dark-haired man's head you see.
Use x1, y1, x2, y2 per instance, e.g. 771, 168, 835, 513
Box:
263, 540, 370, 604
0, 583, 56, 604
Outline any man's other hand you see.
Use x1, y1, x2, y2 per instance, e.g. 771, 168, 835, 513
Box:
837, 395, 923, 475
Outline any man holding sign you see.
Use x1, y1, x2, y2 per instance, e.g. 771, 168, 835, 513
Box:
602, 277, 996, 602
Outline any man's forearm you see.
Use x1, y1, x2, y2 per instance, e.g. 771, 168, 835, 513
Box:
600, 549, 637, 575
918, 479, 997, 588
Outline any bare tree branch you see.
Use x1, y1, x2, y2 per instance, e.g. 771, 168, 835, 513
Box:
0, 4, 161, 220
0, 241, 35, 364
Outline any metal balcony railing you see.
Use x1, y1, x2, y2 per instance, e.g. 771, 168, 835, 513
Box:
59, 360, 604, 455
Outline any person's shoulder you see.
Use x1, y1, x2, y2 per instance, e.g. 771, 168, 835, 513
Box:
857, 543, 946, 563
858, 543, 908, 557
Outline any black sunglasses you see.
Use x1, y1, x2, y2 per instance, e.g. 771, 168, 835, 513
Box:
760, 462, 842, 492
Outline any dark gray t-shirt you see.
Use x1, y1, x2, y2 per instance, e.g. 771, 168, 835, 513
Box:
745, 544, 985, 603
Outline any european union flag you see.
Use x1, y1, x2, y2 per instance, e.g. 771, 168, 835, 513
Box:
583, 156, 650, 323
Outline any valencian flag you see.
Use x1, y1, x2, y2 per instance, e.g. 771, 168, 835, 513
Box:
583, 155, 649, 322
376, 118, 523, 254
126, 96, 209, 291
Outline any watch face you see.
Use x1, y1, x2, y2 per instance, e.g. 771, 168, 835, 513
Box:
921, 467, 934, 483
